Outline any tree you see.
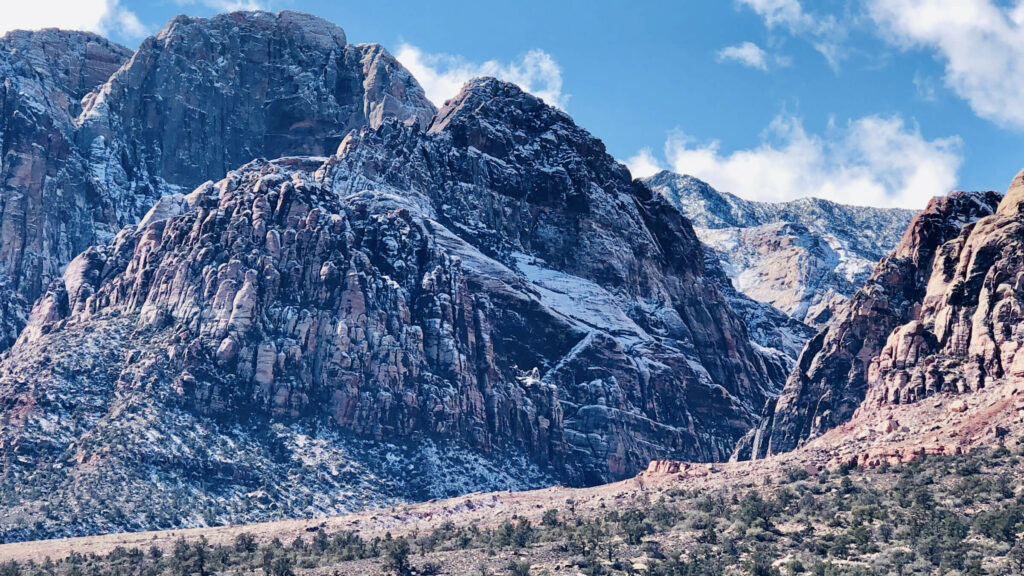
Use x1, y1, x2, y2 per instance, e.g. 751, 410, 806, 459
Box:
618, 509, 650, 545
313, 528, 329, 553
697, 522, 718, 544
542, 509, 559, 527
270, 555, 295, 576
234, 532, 257, 554
750, 548, 779, 576
382, 536, 412, 576
1010, 540, 1024, 572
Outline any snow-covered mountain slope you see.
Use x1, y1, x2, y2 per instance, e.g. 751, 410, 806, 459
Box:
644, 172, 916, 326
0, 73, 789, 541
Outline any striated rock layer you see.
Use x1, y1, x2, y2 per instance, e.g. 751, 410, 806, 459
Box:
0, 11, 434, 353
738, 188, 1005, 459
0, 78, 786, 540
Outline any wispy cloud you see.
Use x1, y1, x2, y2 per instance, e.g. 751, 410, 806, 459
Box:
0, 0, 148, 40
630, 114, 962, 209
396, 44, 569, 110
868, 0, 1024, 129
625, 148, 663, 179
912, 71, 938, 102
717, 41, 770, 71
174, 0, 266, 11
737, 0, 845, 69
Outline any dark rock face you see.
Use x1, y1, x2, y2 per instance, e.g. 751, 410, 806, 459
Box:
0, 30, 131, 349
77, 11, 435, 201
0, 12, 434, 355
738, 189, 1003, 459
0, 78, 788, 539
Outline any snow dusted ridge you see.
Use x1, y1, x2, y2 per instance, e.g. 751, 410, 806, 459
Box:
0, 11, 435, 356
0, 69, 790, 541
644, 171, 915, 326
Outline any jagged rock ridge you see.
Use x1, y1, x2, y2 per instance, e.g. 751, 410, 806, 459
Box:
645, 172, 915, 326
0, 69, 788, 540
738, 187, 1005, 459
0, 11, 435, 354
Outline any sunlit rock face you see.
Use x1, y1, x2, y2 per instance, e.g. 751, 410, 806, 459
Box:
738, 188, 1004, 460
645, 171, 916, 328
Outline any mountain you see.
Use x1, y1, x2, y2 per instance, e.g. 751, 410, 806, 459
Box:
0, 14, 789, 538
738, 186, 1005, 459
644, 172, 915, 326
0, 11, 434, 355
0, 29, 132, 350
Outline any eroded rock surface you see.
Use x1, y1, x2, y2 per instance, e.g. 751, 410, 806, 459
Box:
738, 189, 1003, 459
0, 29, 131, 349
0, 12, 434, 354
0, 78, 787, 540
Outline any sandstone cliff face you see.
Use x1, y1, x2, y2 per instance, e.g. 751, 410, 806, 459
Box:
0, 77, 788, 540
0, 12, 434, 355
738, 189, 1003, 459
0, 30, 131, 350
646, 172, 915, 327
866, 171, 1024, 405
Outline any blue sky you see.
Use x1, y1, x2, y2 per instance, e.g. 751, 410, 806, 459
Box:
5, 1, 1024, 208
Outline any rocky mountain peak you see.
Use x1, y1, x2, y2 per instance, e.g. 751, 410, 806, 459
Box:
0, 11, 435, 354
644, 172, 915, 327
738, 187, 1003, 459
893, 190, 1003, 263
157, 10, 347, 49
0, 29, 129, 107
643, 171, 748, 229
431, 76, 571, 132
996, 167, 1024, 216
78, 9, 435, 199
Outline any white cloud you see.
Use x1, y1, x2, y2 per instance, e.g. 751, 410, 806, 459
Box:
738, 0, 844, 68
634, 114, 962, 209
717, 42, 770, 70
396, 44, 569, 110
912, 71, 938, 102
625, 148, 663, 179
868, 0, 1024, 129
0, 0, 148, 40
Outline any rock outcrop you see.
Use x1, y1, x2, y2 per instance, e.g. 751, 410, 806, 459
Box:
0, 29, 131, 349
866, 171, 1024, 405
738, 189, 1003, 459
645, 172, 915, 326
0, 76, 786, 540
0, 11, 435, 354
77, 11, 435, 204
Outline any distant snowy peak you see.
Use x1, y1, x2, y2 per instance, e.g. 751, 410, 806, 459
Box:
643, 171, 916, 325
